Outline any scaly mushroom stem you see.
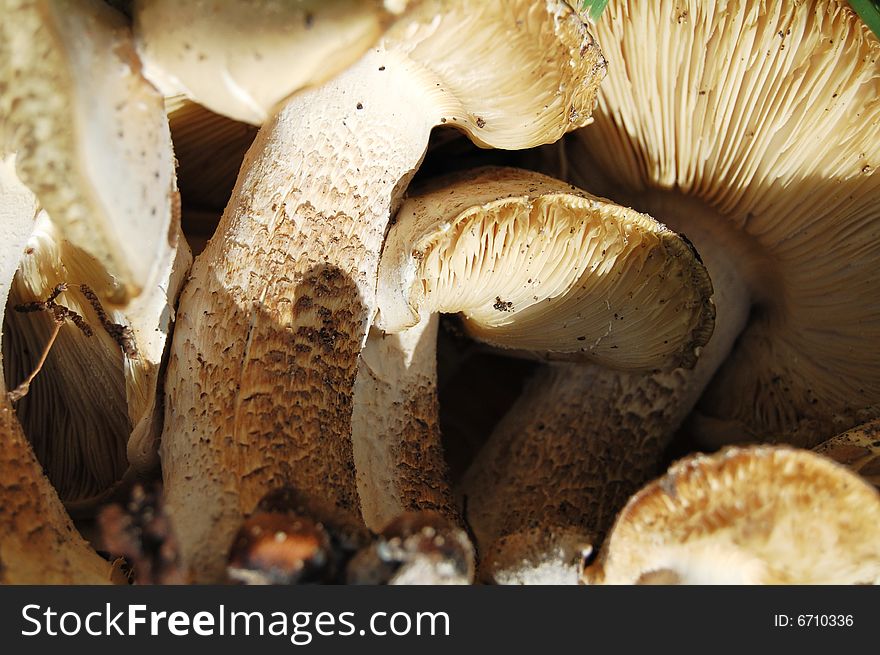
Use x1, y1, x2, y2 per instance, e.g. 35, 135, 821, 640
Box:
163, 1, 604, 581
370, 167, 713, 583
353, 317, 458, 529
164, 53, 437, 581
352, 321, 473, 582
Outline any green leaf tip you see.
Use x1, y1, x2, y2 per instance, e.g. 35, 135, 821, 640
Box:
580, 0, 609, 21
850, 0, 880, 40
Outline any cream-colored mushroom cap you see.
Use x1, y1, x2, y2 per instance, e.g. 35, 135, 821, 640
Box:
584, 446, 880, 584
376, 167, 714, 371
134, 0, 408, 125
572, 0, 880, 445
1, 0, 178, 305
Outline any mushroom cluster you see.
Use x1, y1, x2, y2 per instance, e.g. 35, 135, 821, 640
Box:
1, 0, 878, 585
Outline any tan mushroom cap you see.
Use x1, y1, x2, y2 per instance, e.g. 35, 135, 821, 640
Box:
1, 0, 178, 305
573, 0, 880, 445
134, 0, 408, 125
584, 446, 880, 584
376, 167, 714, 372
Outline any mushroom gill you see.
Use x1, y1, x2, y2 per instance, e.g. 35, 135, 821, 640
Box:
363, 166, 714, 584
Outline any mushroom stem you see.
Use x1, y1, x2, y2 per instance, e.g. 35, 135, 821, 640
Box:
163, 2, 603, 581
460, 196, 753, 582
163, 52, 436, 581
353, 316, 459, 530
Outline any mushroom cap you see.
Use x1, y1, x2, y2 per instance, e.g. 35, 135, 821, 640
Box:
134, 0, 406, 125
573, 0, 880, 443
377, 167, 714, 372
1, 0, 178, 304
584, 446, 880, 584
378, 0, 606, 150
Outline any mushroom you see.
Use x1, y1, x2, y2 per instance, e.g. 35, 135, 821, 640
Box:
813, 418, 880, 489
583, 446, 880, 584
1, 0, 190, 505
565, 0, 880, 450
366, 166, 713, 583
0, 156, 117, 583
133, 0, 409, 125
162, 0, 606, 581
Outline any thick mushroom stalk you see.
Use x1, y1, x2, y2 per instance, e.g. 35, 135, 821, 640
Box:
367, 167, 714, 584
162, 0, 605, 582
568, 0, 880, 448
583, 446, 880, 584
0, 157, 116, 583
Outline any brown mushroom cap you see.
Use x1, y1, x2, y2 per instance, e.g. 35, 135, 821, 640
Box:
584, 446, 880, 584
571, 0, 880, 445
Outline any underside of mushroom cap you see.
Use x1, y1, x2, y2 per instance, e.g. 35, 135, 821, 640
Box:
377, 167, 714, 371
2, 211, 190, 502
380, 0, 606, 150
135, 0, 407, 125
573, 0, 880, 443
584, 446, 880, 584
1, 0, 178, 305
